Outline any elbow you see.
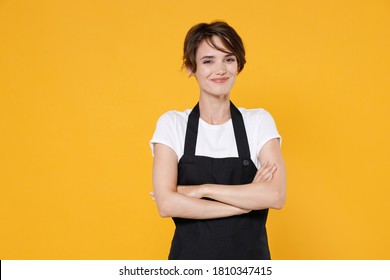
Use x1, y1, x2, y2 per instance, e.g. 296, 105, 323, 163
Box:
271, 190, 286, 210
159, 212, 171, 218
158, 208, 170, 218
273, 197, 285, 210
154, 190, 182, 218
156, 199, 174, 218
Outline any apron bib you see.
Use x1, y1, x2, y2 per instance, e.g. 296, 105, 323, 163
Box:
169, 101, 270, 260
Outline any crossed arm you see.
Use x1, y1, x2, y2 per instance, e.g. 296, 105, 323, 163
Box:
151, 138, 286, 219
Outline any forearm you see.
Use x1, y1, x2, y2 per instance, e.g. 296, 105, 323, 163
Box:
203, 180, 285, 210
202, 140, 287, 211
156, 191, 249, 219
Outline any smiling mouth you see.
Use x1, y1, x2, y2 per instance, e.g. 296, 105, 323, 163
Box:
211, 77, 229, 83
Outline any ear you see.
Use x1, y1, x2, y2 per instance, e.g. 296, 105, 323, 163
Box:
186, 67, 194, 77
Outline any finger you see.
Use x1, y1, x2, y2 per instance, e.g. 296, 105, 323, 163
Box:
257, 161, 273, 179
254, 162, 268, 180
265, 165, 278, 182
253, 171, 263, 182
264, 165, 277, 178
260, 161, 270, 171
269, 164, 277, 176
254, 167, 268, 182
149, 192, 155, 196
253, 173, 260, 182
262, 162, 276, 175
265, 171, 273, 181
254, 163, 277, 183
259, 161, 272, 173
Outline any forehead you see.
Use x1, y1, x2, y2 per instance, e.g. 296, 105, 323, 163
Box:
196, 36, 231, 58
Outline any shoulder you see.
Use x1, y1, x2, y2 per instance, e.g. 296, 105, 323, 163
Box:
238, 107, 281, 141
238, 107, 276, 125
151, 109, 191, 158
156, 109, 191, 128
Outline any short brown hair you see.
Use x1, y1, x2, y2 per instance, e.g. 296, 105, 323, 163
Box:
183, 21, 246, 74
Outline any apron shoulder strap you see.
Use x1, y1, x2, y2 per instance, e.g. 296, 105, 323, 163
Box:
183, 101, 251, 159
183, 103, 200, 156
230, 101, 251, 159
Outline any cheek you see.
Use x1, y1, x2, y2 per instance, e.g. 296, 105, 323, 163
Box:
228, 64, 238, 74
195, 67, 212, 79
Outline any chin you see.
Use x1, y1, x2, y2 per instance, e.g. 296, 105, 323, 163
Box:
205, 87, 233, 97
206, 91, 230, 97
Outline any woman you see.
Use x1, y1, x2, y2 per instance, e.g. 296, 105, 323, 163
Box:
150, 21, 286, 260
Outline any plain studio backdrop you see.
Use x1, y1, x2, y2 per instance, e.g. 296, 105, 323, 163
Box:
0, 0, 389, 259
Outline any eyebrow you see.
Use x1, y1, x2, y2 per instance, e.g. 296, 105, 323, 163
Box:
200, 53, 235, 60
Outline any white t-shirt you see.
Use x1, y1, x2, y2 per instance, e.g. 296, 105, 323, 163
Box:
150, 108, 281, 169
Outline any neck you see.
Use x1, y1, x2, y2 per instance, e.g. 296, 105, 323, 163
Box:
198, 94, 231, 125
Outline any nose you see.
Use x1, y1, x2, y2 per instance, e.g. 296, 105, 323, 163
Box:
215, 62, 227, 75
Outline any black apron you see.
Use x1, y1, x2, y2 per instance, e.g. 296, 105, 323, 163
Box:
169, 101, 270, 260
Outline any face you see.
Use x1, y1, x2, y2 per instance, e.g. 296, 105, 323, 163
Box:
191, 36, 238, 98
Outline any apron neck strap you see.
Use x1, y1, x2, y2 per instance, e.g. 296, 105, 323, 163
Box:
183, 101, 251, 158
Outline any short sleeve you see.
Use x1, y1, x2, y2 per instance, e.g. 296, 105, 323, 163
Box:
149, 111, 186, 159
256, 110, 282, 156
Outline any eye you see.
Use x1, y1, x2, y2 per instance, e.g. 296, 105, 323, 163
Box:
226, 57, 236, 63
203, 60, 212, 64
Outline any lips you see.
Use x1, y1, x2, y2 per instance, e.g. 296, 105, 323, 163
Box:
211, 77, 229, 83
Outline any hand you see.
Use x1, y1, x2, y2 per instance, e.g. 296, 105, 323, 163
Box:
252, 161, 277, 183
177, 185, 204, 199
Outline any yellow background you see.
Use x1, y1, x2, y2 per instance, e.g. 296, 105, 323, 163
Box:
1, 0, 389, 259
